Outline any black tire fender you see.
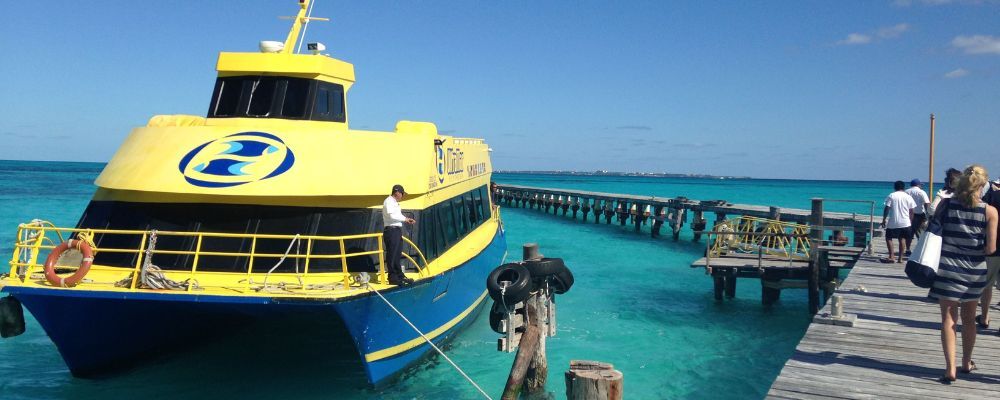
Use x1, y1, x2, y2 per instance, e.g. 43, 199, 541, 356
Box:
487, 263, 532, 305
551, 268, 575, 294
488, 301, 505, 333
522, 258, 566, 277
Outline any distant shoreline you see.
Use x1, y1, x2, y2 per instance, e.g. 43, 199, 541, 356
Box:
495, 170, 751, 180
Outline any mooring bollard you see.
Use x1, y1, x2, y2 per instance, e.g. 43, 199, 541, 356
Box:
565, 360, 623, 400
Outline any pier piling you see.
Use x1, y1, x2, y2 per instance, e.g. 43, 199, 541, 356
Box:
565, 360, 623, 400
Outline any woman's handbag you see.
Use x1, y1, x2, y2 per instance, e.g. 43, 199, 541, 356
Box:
905, 199, 949, 288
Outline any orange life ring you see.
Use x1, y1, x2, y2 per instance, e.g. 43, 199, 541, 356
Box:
43, 239, 94, 288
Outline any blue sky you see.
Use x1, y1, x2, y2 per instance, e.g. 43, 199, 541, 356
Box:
1, 0, 998, 180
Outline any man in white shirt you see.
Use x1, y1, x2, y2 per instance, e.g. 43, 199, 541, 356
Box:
904, 179, 931, 254
383, 184, 415, 285
881, 181, 917, 263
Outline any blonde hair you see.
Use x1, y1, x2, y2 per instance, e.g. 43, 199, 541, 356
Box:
955, 164, 988, 207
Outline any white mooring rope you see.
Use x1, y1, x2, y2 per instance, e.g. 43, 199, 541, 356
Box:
367, 284, 493, 400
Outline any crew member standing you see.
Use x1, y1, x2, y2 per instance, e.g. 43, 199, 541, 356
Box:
383, 184, 415, 285
905, 178, 931, 251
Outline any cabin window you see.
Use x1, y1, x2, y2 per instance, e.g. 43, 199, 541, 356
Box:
213, 79, 243, 117
281, 78, 310, 118
246, 78, 278, 116
312, 82, 346, 122
207, 76, 343, 122
411, 184, 494, 263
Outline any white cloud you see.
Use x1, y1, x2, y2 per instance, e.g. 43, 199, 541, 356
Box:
836, 24, 910, 46
837, 33, 873, 45
951, 35, 1000, 54
944, 68, 970, 78
877, 23, 910, 38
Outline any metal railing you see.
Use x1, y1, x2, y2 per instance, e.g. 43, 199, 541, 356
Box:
7, 221, 430, 293
707, 216, 811, 260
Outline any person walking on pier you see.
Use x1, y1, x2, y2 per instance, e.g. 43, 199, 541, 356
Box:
881, 181, 917, 263
931, 165, 998, 384
976, 178, 1000, 330
905, 179, 931, 252
929, 168, 962, 215
382, 184, 416, 286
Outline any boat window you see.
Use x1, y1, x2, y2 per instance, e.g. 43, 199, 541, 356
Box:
213, 79, 243, 117
281, 78, 311, 118
208, 76, 340, 122
247, 78, 278, 116
312, 82, 346, 123
315, 87, 330, 115
409, 184, 494, 263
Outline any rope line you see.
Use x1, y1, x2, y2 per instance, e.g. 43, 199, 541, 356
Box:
367, 284, 493, 400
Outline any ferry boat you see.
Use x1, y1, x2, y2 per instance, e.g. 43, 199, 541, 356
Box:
0, 0, 505, 385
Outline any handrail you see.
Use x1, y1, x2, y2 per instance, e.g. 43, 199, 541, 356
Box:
6, 222, 434, 292
706, 215, 812, 260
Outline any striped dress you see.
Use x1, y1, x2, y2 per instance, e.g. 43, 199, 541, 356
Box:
930, 201, 989, 303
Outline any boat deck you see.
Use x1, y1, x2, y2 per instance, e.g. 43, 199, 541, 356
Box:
768, 240, 1000, 399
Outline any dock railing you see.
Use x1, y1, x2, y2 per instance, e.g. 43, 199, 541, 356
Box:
6, 220, 430, 294
707, 216, 811, 261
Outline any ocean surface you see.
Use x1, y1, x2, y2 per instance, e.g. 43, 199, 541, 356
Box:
0, 161, 898, 399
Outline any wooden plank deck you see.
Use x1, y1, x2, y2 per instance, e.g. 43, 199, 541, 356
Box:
767, 240, 1000, 399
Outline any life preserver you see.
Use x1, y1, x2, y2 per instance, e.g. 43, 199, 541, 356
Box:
43, 239, 94, 288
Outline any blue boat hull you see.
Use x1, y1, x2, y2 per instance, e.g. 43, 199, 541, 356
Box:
3, 226, 506, 385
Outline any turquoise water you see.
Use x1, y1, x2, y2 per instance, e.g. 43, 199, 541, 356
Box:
0, 162, 892, 399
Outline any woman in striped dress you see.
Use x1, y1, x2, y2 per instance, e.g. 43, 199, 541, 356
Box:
931, 165, 998, 383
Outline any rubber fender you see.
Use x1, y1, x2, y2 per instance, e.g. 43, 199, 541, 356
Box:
551, 268, 575, 295
488, 301, 506, 333
487, 263, 532, 305
522, 258, 567, 278
0, 296, 26, 338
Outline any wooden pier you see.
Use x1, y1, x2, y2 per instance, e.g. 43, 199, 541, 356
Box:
768, 240, 1000, 399
496, 185, 876, 313
495, 184, 875, 246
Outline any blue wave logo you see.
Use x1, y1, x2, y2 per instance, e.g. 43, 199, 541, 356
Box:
178, 132, 295, 188
436, 147, 445, 184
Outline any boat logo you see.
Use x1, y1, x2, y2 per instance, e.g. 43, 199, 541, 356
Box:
436, 147, 446, 184
178, 132, 295, 188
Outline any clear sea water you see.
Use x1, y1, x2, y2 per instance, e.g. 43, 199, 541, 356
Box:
0, 162, 897, 399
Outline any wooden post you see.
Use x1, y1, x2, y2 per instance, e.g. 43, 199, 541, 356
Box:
929, 113, 935, 195
692, 210, 706, 241
651, 206, 664, 237
565, 360, 623, 400
713, 271, 725, 301
724, 268, 737, 298
761, 270, 781, 306
524, 294, 548, 392
501, 298, 543, 400
808, 198, 824, 314
768, 206, 781, 221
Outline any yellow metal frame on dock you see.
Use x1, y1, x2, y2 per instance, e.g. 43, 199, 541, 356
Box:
709, 216, 811, 260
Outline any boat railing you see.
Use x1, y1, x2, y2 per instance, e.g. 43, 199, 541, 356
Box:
6, 220, 431, 294
708, 215, 811, 260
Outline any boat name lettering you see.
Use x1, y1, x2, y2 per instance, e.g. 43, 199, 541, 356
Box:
467, 162, 486, 178
445, 148, 464, 176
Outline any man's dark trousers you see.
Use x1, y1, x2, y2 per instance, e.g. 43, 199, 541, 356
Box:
383, 226, 403, 282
